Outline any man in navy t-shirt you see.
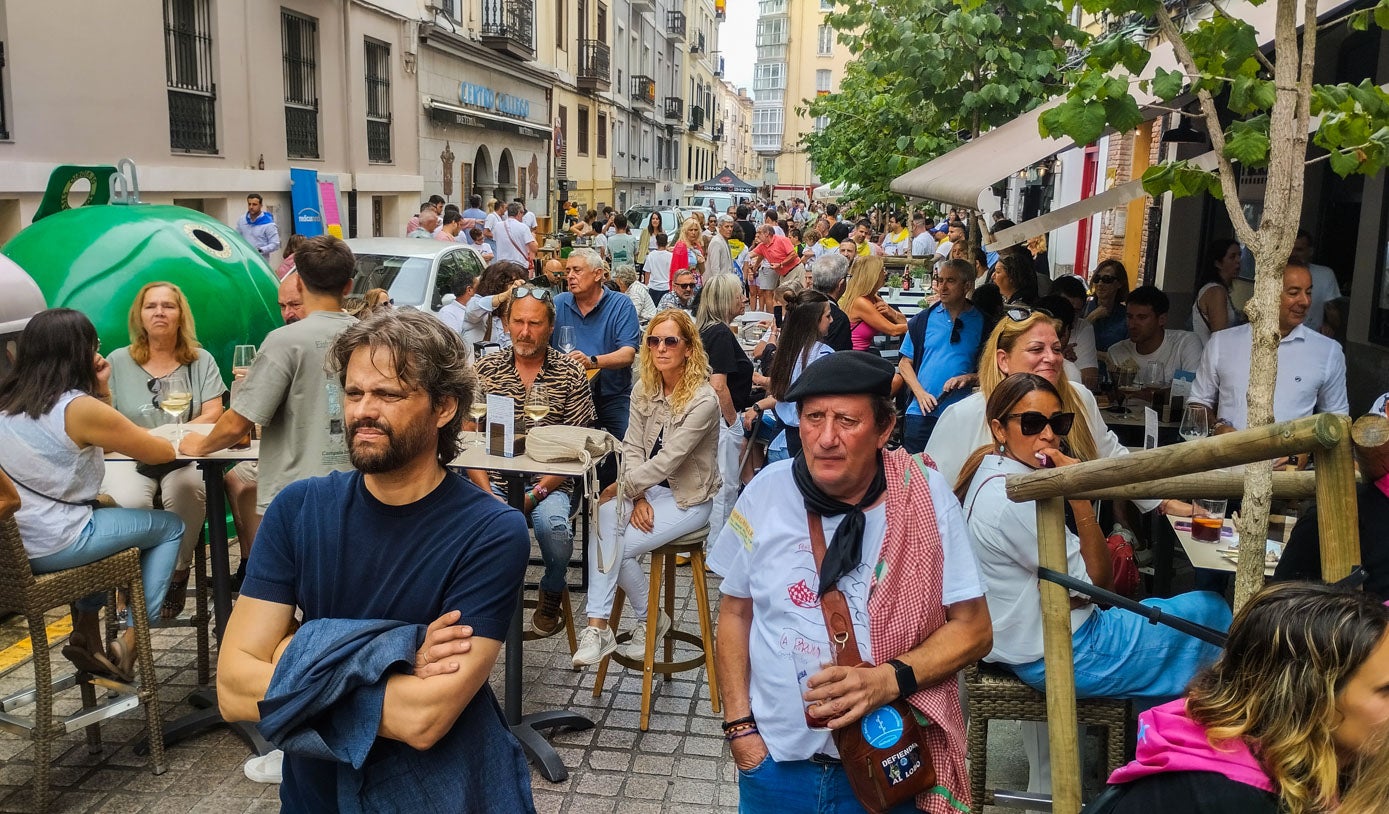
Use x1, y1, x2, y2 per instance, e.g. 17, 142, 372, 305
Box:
218, 309, 533, 812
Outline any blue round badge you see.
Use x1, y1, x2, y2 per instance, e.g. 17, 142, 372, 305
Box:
860, 705, 905, 749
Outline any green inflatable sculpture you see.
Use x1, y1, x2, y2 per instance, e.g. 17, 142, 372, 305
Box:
2, 161, 281, 385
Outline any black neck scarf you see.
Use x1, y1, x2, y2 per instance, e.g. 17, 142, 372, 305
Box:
793, 450, 888, 597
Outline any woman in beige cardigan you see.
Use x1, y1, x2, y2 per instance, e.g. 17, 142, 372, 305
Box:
573, 309, 720, 668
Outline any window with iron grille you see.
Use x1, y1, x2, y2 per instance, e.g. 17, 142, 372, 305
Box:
365, 39, 391, 163
164, 0, 217, 153
281, 10, 320, 159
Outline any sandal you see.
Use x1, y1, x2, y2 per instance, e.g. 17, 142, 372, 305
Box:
161, 575, 189, 620
61, 632, 133, 683
107, 635, 138, 681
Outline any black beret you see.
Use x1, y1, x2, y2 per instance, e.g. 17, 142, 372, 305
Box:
783, 351, 894, 402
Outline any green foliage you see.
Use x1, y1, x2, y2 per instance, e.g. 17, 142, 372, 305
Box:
803, 0, 1085, 201
1142, 160, 1222, 200
1310, 80, 1389, 177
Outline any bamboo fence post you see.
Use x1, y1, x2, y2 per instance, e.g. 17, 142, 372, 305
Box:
1314, 415, 1358, 582
1065, 470, 1318, 502
1036, 496, 1082, 814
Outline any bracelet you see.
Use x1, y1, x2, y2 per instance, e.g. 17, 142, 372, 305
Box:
1075, 515, 1101, 529
726, 727, 760, 742
721, 715, 756, 732
533, 484, 550, 502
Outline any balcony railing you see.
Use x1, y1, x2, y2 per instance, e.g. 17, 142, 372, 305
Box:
631, 75, 656, 106
578, 39, 611, 91
690, 32, 705, 54
663, 96, 683, 121
480, 0, 536, 61
688, 104, 705, 132
667, 11, 686, 42
713, 123, 724, 142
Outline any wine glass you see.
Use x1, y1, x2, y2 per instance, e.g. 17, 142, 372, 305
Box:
161, 389, 193, 443
557, 326, 577, 356
469, 397, 489, 449
523, 383, 551, 430
1112, 367, 1137, 416
232, 345, 257, 381
1179, 403, 1210, 442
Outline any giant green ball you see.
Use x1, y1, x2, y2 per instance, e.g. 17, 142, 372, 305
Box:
3, 204, 280, 385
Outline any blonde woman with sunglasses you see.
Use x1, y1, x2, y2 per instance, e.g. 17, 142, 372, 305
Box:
572, 310, 720, 669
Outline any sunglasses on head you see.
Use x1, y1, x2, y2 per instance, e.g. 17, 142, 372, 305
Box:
645, 335, 684, 348
513, 286, 552, 302
1093, 275, 1120, 284
1005, 411, 1076, 436
1004, 305, 1056, 323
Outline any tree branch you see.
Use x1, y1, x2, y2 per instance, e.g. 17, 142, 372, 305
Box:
1210, 0, 1277, 75
1154, 6, 1257, 248
1304, 142, 1372, 167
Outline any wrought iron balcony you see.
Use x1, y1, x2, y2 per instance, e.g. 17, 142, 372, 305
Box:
480, 0, 536, 61
667, 11, 686, 42
688, 104, 705, 132
631, 75, 656, 106
663, 96, 683, 121
578, 39, 611, 91
690, 32, 705, 54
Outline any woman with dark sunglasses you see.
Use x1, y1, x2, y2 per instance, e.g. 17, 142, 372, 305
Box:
956, 372, 1230, 703
1084, 259, 1130, 352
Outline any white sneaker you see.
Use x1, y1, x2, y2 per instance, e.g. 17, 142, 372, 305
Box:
620, 611, 672, 661
571, 626, 617, 668
244, 749, 284, 784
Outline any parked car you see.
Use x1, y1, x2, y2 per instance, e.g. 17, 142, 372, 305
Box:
344, 238, 487, 314
624, 206, 693, 237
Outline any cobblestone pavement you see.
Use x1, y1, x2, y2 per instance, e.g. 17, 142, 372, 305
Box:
0, 541, 1035, 813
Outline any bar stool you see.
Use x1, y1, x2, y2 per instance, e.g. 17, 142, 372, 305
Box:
592, 526, 720, 730
964, 663, 1129, 813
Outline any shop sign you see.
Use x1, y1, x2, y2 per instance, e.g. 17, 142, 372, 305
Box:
459, 82, 532, 120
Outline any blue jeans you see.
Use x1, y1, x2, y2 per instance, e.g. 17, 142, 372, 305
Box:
902, 415, 939, 454
531, 491, 573, 594
29, 508, 184, 624
1011, 591, 1231, 705
595, 391, 630, 485
738, 755, 921, 814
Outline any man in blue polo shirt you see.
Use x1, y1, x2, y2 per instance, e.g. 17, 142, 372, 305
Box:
553, 248, 641, 441
897, 258, 986, 453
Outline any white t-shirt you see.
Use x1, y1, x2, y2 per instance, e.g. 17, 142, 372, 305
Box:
1105, 330, 1204, 383
1070, 319, 1098, 375
522, 210, 538, 230
962, 454, 1095, 665
707, 460, 984, 762
644, 249, 674, 292
1303, 263, 1338, 332
436, 296, 492, 348
483, 211, 503, 238
1190, 323, 1348, 430
910, 232, 938, 258
492, 218, 535, 266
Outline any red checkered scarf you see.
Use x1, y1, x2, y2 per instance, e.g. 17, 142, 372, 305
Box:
869, 448, 971, 813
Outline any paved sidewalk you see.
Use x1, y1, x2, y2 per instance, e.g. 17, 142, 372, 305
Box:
0, 545, 1035, 813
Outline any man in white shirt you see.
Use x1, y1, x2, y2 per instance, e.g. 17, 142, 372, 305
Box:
1105, 286, 1204, 383
516, 198, 538, 231
492, 202, 537, 267
434, 267, 488, 348
483, 199, 505, 241
642, 232, 675, 294
1290, 230, 1340, 333
910, 213, 938, 259
1191, 264, 1349, 431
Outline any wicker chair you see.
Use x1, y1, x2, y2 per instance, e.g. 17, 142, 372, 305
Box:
0, 516, 166, 813
964, 663, 1129, 813
592, 526, 720, 730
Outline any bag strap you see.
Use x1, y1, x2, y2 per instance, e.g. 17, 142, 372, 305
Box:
808, 513, 865, 668
964, 473, 1007, 521
0, 460, 97, 508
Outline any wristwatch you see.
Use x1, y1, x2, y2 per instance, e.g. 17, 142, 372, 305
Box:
887, 659, 918, 699
588, 354, 599, 368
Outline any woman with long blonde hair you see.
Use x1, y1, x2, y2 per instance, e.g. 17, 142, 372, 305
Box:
672, 217, 707, 282
103, 281, 226, 619
1097, 582, 1389, 814
573, 309, 721, 669
839, 255, 907, 351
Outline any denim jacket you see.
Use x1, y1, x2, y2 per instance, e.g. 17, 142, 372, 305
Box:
621, 380, 721, 508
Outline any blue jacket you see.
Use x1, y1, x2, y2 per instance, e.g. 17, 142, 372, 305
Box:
237, 211, 281, 259
257, 618, 534, 814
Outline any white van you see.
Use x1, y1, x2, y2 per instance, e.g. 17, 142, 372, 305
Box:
688, 193, 752, 216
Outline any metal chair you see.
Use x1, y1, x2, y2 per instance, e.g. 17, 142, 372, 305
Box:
0, 516, 166, 813
592, 526, 720, 730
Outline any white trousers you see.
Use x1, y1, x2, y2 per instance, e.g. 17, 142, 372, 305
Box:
102, 460, 205, 571
585, 486, 712, 621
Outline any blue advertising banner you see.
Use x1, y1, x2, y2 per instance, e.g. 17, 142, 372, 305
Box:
290, 167, 323, 236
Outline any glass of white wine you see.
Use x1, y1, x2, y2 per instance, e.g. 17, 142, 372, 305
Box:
469, 399, 489, 449
161, 390, 193, 443
523, 383, 551, 431
1179, 403, 1210, 443
557, 326, 577, 356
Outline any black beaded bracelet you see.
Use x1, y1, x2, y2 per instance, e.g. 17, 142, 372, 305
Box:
721, 715, 756, 732
727, 728, 760, 742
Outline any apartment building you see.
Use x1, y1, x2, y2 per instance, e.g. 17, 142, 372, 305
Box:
751, 0, 849, 198
0, 0, 423, 249
679, 0, 720, 198
718, 81, 756, 182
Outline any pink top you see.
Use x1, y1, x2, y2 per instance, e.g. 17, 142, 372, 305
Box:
850, 318, 878, 351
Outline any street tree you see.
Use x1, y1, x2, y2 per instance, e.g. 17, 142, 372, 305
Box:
1040, 0, 1389, 608
805, 0, 1085, 212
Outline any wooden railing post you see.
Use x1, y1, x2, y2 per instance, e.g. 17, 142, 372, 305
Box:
1315, 415, 1358, 582
1036, 496, 1081, 814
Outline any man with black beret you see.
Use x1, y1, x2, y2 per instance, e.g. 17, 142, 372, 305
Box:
707, 351, 992, 812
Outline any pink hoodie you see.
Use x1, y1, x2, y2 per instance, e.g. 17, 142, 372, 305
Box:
1108, 699, 1277, 794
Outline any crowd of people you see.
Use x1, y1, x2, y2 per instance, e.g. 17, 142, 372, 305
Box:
0, 190, 1383, 814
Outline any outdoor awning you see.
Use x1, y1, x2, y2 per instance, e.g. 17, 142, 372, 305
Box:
812, 182, 847, 201
694, 167, 756, 193
424, 99, 550, 142
891, 0, 1334, 210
